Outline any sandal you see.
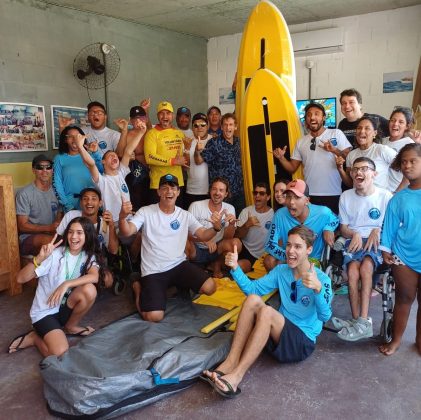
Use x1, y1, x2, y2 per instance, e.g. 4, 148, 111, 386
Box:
331, 317, 355, 330
337, 318, 373, 342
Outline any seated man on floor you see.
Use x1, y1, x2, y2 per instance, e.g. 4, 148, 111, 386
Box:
332, 157, 392, 341
16, 154, 63, 256
264, 179, 338, 271
118, 174, 222, 322
187, 177, 239, 277
235, 182, 274, 273
201, 226, 332, 398
57, 187, 118, 288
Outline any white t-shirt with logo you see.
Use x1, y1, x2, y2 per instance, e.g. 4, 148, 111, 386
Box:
31, 248, 97, 323
187, 135, 212, 195
291, 128, 351, 196
339, 187, 393, 237
56, 210, 110, 250
84, 126, 121, 156
238, 205, 274, 258
96, 165, 130, 222
129, 204, 203, 276
346, 143, 397, 191
188, 199, 236, 248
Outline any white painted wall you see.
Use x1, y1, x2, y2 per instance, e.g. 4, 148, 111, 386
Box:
207, 5, 421, 122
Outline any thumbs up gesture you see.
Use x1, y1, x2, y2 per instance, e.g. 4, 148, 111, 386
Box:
225, 244, 239, 270
301, 262, 322, 293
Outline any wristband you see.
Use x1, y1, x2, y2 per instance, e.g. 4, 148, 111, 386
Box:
33, 256, 39, 268
213, 226, 222, 232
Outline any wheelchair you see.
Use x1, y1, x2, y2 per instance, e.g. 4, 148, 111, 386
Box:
106, 244, 136, 296
322, 244, 394, 343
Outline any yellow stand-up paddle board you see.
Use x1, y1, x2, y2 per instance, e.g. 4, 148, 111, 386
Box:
235, 0, 296, 126
240, 68, 302, 205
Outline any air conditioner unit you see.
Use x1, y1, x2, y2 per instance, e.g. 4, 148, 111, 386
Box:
291, 27, 344, 57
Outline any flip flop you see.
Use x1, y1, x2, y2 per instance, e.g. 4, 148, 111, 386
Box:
199, 370, 225, 388
7, 330, 33, 354
212, 377, 241, 399
65, 326, 95, 337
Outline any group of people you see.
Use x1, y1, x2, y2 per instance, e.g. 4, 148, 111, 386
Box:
8, 87, 421, 399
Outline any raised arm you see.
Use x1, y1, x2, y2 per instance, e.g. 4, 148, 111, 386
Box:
273, 146, 301, 174
76, 133, 100, 183
121, 120, 147, 168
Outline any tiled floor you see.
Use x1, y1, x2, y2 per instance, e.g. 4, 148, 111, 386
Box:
1, 284, 420, 419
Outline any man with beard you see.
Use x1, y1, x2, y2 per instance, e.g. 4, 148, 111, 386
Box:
119, 174, 220, 322
176, 106, 193, 137
236, 182, 274, 273
264, 179, 338, 271
144, 101, 187, 205
274, 103, 351, 214
188, 177, 239, 278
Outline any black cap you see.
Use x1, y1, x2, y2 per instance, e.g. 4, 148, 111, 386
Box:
176, 106, 191, 117
32, 154, 53, 167
79, 187, 102, 200
192, 112, 208, 124
207, 105, 221, 115
130, 106, 147, 118
304, 102, 326, 116
159, 174, 179, 187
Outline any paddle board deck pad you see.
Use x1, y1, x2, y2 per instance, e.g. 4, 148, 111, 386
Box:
42, 299, 232, 419
240, 68, 302, 205
235, 0, 296, 124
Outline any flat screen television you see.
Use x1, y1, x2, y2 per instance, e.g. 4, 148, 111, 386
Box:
296, 97, 337, 129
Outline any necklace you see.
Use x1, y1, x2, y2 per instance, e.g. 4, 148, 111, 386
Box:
65, 248, 84, 280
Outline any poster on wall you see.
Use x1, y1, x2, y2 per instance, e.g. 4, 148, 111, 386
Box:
51, 105, 89, 149
219, 87, 235, 105
383, 71, 414, 93
0, 102, 47, 152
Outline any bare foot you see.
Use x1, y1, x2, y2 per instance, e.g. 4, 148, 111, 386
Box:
8, 331, 36, 353
132, 281, 142, 314
379, 340, 400, 356
214, 372, 241, 393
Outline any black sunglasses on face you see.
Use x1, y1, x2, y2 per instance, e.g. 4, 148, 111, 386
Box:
310, 137, 316, 151
252, 191, 266, 196
34, 164, 53, 170
290, 281, 297, 303
193, 123, 207, 128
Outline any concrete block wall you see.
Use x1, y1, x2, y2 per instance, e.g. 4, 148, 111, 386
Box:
0, 0, 208, 164
207, 5, 421, 120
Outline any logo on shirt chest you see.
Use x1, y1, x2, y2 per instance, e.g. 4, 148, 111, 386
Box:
170, 219, 180, 230
301, 295, 311, 307
265, 221, 271, 230
121, 184, 129, 193
99, 140, 107, 150
368, 208, 381, 220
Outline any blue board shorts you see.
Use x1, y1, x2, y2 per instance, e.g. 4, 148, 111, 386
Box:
343, 238, 382, 270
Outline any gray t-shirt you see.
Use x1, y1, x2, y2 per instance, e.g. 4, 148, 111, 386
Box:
15, 183, 61, 242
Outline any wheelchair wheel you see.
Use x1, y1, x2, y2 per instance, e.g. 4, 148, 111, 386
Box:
325, 265, 342, 289
112, 275, 127, 296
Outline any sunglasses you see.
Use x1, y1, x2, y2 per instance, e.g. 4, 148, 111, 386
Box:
34, 164, 52, 170
193, 123, 207, 128
252, 190, 267, 196
290, 281, 297, 303
310, 137, 316, 151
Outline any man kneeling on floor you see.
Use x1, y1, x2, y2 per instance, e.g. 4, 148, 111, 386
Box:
119, 174, 219, 322
201, 225, 332, 398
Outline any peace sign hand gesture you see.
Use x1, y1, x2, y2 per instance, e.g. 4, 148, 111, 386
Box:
36, 234, 63, 265
301, 262, 322, 293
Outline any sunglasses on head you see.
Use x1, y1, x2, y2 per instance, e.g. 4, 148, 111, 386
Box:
290, 281, 297, 303
34, 164, 52, 170
252, 190, 266, 196
193, 123, 207, 128
310, 137, 316, 151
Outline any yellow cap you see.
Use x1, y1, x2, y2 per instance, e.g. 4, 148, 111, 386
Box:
157, 101, 174, 113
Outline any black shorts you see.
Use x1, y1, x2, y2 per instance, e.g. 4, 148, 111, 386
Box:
266, 317, 315, 363
32, 293, 73, 338
238, 245, 257, 266
140, 260, 210, 312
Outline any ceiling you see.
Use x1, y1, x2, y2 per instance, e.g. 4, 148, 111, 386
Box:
41, 0, 419, 38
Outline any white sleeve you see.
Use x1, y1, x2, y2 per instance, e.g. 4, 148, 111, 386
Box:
189, 212, 206, 235
291, 140, 303, 161
129, 208, 145, 231
237, 207, 249, 228
381, 145, 397, 164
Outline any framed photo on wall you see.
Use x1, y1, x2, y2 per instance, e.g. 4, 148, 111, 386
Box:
51, 105, 90, 149
0, 102, 48, 152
